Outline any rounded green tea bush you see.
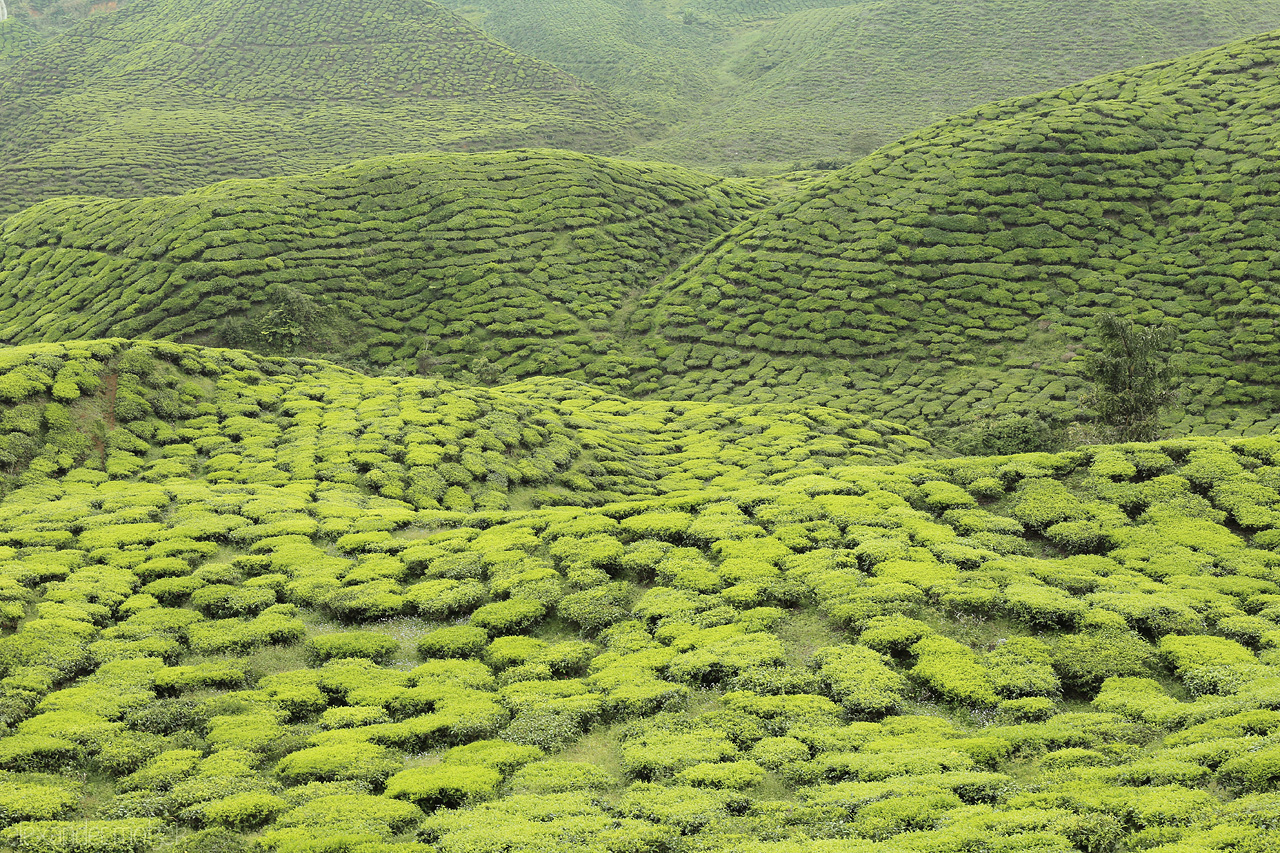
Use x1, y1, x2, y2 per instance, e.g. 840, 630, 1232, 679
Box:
469, 598, 546, 635
385, 764, 501, 809
274, 743, 401, 787
305, 632, 399, 665
418, 626, 489, 659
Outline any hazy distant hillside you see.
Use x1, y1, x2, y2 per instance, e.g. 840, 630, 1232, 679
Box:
0, 0, 646, 215
448, 0, 1280, 171
630, 28, 1280, 438
0, 150, 768, 383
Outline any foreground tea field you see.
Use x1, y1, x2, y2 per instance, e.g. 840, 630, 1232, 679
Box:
0, 341, 1277, 852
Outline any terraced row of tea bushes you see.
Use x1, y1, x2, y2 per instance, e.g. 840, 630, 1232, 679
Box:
632, 28, 1280, 433
631, 0, 1280, 171
1, 402, 1279, 850
0, 16, 38, 75
0, 149, 768, 383
0, 340, 930, 507
0, 0, 647, 214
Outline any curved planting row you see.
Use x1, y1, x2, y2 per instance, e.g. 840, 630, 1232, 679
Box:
0, 150, 768, 381
0, 341, 1278, 850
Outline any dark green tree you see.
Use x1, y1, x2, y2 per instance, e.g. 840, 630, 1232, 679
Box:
1082, 313, 1179, 442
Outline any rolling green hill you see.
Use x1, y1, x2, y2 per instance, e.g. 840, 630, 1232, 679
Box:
0, 149, 769, 385
0, 0, 648, 216
0, 340, 1279, 852
444, 0, 1280, 172
627, 27, 1280, 440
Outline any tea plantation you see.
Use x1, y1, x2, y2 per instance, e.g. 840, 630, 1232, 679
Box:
0, 149, 769, 383
443, 0, 1280, 172
630, 27, 1280, 438
0, 341, 1279, 852
0, 0, 647, 216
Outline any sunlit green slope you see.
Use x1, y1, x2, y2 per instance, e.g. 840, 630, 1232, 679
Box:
444, 0, 1280, 172
0, 340, 929, 505
635, 0, 1280, 169
0, 0, 647, 216
629, 28, 1280, 438
0, 341, 1279, 852
0, 149, 769, 383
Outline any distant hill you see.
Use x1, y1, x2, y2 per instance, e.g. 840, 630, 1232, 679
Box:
0, 0, 647, 215
445, 0, 1280, 172
630, 28, 1280, 440
0, 149, 769, 384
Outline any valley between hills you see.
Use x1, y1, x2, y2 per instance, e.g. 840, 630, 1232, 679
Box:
0, 2, 1279, 852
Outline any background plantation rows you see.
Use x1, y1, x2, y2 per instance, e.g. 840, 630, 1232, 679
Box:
625, 28, 1280, 439
0, 0, 649, 217
0, 343, 1279, 851
16, 30, 1280, 443
0, 149, 772, 384
442, 0, 1280, 172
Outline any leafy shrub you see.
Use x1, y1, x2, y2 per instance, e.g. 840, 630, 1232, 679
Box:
199, 791, 289, 830
558, 582, 633, 631
910, 636, 998, 706
469, 599, 546, 635
417, 626, 489, 660
507, 760, 616, 794
985, 638, 1060, 698
675, 760, 763, 790
441, 740, 543, 775
274, 743, 401, 787
1217, 745, 1280, 794
1052, 631, 1155, 694
385, 764, 501, 809
811, 645, 906, 716
0, 779, 79, 827
404, 579, 488, 619
305, 632, 399, 665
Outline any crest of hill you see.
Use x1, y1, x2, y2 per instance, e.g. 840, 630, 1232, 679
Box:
627, 28, 1280, 439
0, 339, 932, 506
445, 0, 1280, 173
0, 0, 647, 215
0, 149, 769, 384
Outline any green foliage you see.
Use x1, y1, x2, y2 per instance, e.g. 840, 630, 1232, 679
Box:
810, 644, 906, 716
305, 632, 399, 665
275, 743, 401, 787
385, 764, 502, 809
418, 626, 490, 659
1082, 314, 1180, 442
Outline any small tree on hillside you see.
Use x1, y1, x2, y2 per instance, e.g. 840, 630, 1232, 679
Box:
1081, 313, 1179, 443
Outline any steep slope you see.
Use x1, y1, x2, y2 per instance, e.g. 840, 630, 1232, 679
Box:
630, 29, 1280, 438
0, 0, 647, 215
0, 149, 769, 383
1, 341, 1279, 852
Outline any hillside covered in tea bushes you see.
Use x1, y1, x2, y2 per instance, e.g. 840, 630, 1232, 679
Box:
0, 341, 1278, 852
0, 149, 770, 384
627, 27, 1280, 438
0, 0, 646, 216
445, 0, 1280, 171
